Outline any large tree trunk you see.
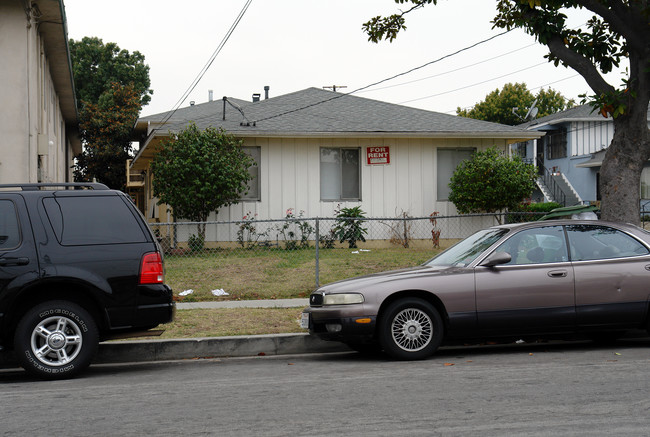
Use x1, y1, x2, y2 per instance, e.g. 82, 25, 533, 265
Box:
600, 103, 650, 225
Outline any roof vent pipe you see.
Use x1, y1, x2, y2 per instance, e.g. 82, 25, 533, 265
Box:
209, 90, 213, 102
264, 85, 270, 100
252, 93, 261, 102
222, 96, 227, 120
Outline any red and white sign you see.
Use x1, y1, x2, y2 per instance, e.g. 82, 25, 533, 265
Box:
366, 146, 390, 165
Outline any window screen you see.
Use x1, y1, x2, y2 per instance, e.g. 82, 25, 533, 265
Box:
241, 146, 261, 201
437, 148, 475, 200
320, 148, 360, 201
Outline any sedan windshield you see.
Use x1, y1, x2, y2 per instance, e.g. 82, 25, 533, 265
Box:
425, 228, 508, 267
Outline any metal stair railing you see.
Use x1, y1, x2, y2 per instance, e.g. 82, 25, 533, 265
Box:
535, 157, 567, 206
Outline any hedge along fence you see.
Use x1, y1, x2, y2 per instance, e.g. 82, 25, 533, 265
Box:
148, 212, 548, 301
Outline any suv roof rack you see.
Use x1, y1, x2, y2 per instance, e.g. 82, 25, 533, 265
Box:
0, 183, 110, 191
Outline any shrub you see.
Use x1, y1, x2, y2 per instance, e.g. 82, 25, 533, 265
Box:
332, 205, 368, 249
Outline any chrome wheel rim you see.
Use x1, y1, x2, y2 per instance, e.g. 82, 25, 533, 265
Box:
30, 316, 83, 367
391, 308, 433, 352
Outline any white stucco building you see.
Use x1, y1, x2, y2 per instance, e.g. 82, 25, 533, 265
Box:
0, 0, 80, 184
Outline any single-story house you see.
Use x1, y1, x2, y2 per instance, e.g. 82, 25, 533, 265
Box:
129, 87, 542, 243
0, 0, 80, 184
514, 104, 650, 207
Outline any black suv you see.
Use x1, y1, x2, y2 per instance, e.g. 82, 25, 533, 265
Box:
0, 183, 174, 378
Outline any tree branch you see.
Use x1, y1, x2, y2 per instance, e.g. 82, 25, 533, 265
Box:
546, 33, 614, 96
577, 0, 648, 53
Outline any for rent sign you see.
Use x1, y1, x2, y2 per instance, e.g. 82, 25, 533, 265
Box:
366, 146, 390, 165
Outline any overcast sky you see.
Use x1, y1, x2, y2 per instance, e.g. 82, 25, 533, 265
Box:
62, 0, 626, 119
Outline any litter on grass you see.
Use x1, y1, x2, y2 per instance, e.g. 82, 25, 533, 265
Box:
179, 289, 194, 296
211, 288, 229, 296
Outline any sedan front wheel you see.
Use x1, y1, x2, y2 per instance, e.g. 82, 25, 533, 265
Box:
379, 298, 443, 360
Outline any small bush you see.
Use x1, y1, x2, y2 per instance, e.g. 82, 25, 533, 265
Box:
332, 205, 368, 248
188, 234, 205, 252
507, 202, 563, 223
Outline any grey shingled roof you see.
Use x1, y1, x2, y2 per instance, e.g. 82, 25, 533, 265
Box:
519, 103, 649, 129
139, 87, 538, 138
518, 104, 601, 129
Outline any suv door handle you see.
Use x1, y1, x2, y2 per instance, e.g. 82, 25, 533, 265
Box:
547, 270, 567, 278
0, 257, 29, 266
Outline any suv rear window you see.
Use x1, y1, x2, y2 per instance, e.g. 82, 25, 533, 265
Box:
43, 196, 147, 245
0, 200, 21, 250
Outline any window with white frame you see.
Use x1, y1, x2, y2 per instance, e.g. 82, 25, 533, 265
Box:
320, 148, 361, 201
241, 146, 261, 200
437, 148, 475, 200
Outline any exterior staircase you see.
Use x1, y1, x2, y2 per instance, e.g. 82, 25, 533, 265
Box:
535, 169, 581, 206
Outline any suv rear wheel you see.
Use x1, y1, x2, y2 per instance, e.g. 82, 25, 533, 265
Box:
14, 301, 99, 379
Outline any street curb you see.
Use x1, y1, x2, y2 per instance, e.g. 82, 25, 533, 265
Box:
94, 333, 350, 363
0, 333, 350, 369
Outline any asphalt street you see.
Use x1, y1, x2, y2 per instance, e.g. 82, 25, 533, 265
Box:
2, 339, 649, 436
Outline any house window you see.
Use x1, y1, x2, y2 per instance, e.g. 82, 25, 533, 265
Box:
241, 146, 260, 201
640, 167, 650, 199
437, 148, 475, 200
545, 128, 567, 160
320, 148, 360, 201
514, 142, 528, 160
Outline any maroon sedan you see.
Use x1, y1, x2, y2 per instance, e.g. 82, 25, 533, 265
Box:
302, 220, 650, 360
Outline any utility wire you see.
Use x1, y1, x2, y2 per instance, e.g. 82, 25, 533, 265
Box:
252, 29, 512, 124
399, 62, 548, 104
154, 0, 252, 129
449, 73, 581, 114
357, 43, 537, 94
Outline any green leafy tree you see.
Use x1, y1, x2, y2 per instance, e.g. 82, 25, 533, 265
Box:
69, 37, 152, 106
448, 148, 537, 218
363, 1, 650, 225
150, 123, 255, 240
69, 37, 152, 189
457, 82, 574, 125
73, 83, 141, 189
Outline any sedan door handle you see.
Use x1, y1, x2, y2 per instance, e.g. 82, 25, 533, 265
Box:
547, 270, 567, 278
0, 257, 29, 266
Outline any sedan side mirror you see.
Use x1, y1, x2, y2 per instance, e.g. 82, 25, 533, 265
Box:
480, 251, 512, 267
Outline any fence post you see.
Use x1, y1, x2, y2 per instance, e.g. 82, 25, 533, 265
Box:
315, 217, 320, 289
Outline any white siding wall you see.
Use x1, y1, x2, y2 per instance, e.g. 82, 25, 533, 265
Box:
169, 136, 508, 242
205, 136, 508, 222
570, 120, 614, 156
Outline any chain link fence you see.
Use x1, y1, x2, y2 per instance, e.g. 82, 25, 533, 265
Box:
150, 212, 544, 302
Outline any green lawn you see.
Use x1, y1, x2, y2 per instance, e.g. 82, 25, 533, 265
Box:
165, 247, 439, 302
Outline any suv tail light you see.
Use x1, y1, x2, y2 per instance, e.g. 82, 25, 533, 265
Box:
140, 252, 164, 284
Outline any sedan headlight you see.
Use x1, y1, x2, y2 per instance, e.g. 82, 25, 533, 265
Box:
322, 293, 364, 305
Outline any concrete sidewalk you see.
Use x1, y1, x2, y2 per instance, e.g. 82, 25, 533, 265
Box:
175, 298, 308, 310
1, 299, 349, 370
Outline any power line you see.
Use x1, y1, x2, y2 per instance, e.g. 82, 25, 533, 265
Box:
399, 62, 548, 105
252, 29, 512, 124
448, 73, 581, 114
154, 0, 253, 128
357, 43, 537, 94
